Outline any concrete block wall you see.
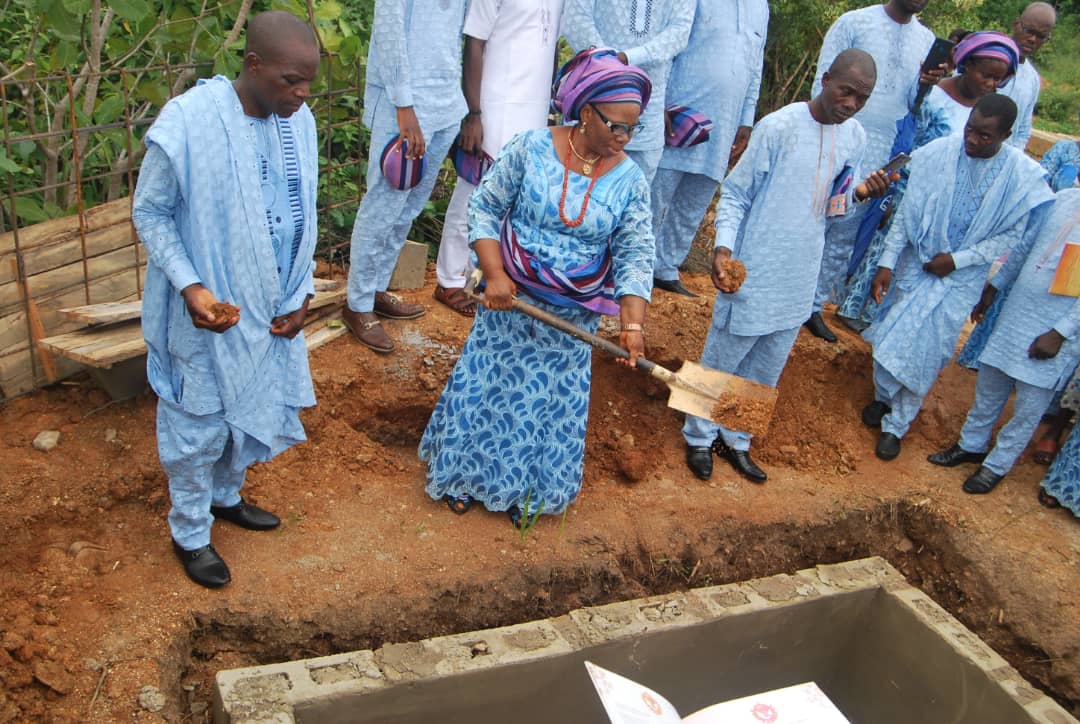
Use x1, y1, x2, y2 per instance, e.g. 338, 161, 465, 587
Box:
213, 557, 1076, 724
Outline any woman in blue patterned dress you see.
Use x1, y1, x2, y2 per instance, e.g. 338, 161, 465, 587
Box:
838, 32, 1019, 330
420, 49, 655, 528
1040, 421, 1080, 517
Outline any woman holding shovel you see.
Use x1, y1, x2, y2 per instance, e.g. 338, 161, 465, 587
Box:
419, 48, 655, 529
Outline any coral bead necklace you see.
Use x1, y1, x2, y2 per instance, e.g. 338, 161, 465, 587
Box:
560, 132, 603, 228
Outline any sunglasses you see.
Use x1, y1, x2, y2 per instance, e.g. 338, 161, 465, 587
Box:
1019, 23, 1052, 42
588, 104, 644, 139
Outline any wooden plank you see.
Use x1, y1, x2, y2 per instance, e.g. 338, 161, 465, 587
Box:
0, 222, 137, 286
55, 280, 341, 327
59, 300, 143, 326
0, 198, 131, 254
313, 278, 343, 292
38, 289, 344, 369
38, 321, 145, 368
1029, 128, 1077, 159
304, 316, 347, 352
0, 244, 146, 316
0, 270, 144, 350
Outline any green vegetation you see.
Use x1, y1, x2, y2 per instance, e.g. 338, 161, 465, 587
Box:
1, 0, 1076, 244
762, 0, 1080, 135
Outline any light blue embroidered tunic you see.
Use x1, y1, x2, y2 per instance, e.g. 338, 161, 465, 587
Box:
866, 135, 1054, 396
836, 85, 975, 326
812, 4, 934, 174
134, 76, 319, 465
656, 0, 769, 181
420, 129, 653, 514
1000, 58, 1040, 150
980, 189, 1080, 389
713, 102, 866, 337
363, 0, 468, 133
560, 0, 694, 152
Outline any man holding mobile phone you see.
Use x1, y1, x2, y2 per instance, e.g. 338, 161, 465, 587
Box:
805, 0, 940, 344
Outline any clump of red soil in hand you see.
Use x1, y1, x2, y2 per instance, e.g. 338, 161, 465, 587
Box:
718, 259, 747, 293
209, 301, 240, 320
711, 396, 773, 439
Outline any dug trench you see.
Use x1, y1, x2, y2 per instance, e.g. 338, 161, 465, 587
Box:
177, 502, 1075, 719
2, 275, 1079, 722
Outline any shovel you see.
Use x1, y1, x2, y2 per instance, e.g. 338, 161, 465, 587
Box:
463, 271, 778, 437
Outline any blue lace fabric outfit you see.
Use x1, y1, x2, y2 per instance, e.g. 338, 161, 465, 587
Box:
1043, 423, 1080, 517
420, 129, 653, 515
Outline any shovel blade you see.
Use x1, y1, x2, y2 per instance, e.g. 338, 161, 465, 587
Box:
667, 361, 779, 439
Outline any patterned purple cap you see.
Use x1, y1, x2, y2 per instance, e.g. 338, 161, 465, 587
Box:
381, 136, 426, 190
664, 105, 714, 148
450, 135, 494, 186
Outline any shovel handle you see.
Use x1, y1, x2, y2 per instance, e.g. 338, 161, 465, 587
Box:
466, 286, 659, 375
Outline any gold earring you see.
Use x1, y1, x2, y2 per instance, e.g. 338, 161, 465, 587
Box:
579, 124, 586, 134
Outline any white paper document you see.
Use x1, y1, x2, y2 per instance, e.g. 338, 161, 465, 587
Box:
586, 661, 851, 724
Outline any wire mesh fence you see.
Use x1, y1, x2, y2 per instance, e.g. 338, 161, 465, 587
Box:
0, 53, 369, 398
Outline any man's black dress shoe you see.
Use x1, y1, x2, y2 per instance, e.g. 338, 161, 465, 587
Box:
928, 443, 987, 467
653, 277, 698, 297
861, 400, 891, 428
210, 498, 281, 531
962, 466, 1004, 494
804, 312, 837, 343
875, 432, 901, 461
685, 445, 713, 480
713, 438, 767, 483
173, 541, 231, 588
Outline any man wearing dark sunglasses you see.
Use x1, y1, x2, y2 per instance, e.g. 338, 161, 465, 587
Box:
1002, 1, 1057, 151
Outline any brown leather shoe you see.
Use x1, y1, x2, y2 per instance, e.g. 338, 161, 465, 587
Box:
374, 291, 425, 320
342, 307, 394, 353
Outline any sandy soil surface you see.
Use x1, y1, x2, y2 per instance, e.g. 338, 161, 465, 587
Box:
1, 270, 1078, 722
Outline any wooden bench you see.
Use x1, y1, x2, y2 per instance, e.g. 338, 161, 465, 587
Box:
39, 279, 348, 400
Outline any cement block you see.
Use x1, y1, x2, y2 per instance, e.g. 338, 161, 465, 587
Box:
387, 240, 428, 290
815, 556, 898, 591
1025, 696, 1079, 723
568, 593, 706, 645
749, 572, 821, 602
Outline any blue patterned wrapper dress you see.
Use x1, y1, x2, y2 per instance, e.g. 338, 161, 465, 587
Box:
420, 129, 654, 515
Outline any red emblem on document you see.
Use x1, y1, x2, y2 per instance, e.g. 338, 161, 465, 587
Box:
752, 702, 779, 722
641, 691, 664, 715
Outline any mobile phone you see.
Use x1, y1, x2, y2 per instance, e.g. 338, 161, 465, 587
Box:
883, 152, 911, 173
920, 37, 954, 74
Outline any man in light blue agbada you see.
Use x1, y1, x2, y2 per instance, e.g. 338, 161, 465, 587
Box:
651, 0, 769, 298
863, 95, 1054, 462
1001, 2, 1056, 151
561, 0, 693, 185
343, 0, 468, 354
133, 11, 321, 589
928, 190, 1080, 495
683, 50, 890, 485
806, 0, 937, 343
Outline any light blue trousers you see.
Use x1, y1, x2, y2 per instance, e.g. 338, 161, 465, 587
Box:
959, 363, 1056, 476
873, 362, 929, 440
158, 399, 245, 550
813, 203, 871, 312
652, 169, 718, 282
683, 319, 799, 451
347, 119, 458, 312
